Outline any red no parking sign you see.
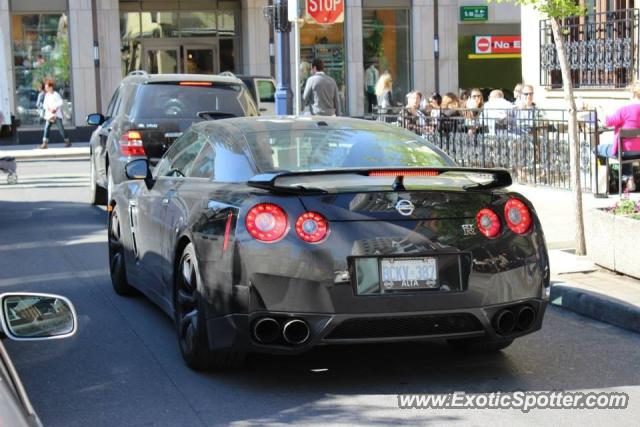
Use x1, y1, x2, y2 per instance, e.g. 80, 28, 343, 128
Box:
474, 36, 521, 55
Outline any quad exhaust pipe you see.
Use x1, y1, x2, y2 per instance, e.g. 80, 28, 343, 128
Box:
253, 317, 280, 344
515, 305, 536, 331
253, 317, 310, 345
493, 305, 537, 335
282, 319, 310, 345
493, 309, 516, 335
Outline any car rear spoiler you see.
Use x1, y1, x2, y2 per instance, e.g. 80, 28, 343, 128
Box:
247, 167, 513, 193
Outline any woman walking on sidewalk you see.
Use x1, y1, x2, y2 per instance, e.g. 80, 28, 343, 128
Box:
41, 79, 70, 149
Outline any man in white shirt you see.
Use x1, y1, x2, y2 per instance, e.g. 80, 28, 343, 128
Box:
482, 89, 515, 135
41, 79, 71, 149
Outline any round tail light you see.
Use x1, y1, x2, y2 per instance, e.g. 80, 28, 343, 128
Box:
504, 198, 532, 234
295, 212, 329, 243
245, 204, 288, 242
476, 208, 501, 238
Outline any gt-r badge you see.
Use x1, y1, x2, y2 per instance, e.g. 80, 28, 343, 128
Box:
462, 224, 476, 236
395, 199, 415, 216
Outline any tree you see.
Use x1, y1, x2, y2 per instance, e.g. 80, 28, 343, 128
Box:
492, 0, 587, 255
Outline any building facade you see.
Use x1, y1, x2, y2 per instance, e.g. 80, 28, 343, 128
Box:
521, 1, 638, 112
0, 0, 521, 134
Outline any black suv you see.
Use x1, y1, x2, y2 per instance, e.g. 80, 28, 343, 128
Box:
86, 72, 258, 205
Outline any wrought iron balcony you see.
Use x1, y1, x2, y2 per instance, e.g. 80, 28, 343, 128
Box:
540, 9, 639, 88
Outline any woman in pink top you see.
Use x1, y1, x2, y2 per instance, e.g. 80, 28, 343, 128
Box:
596, 84, 640, 190
599, 99, 640, 156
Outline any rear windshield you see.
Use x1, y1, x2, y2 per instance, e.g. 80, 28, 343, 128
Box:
131, 83, 257, 120
244, 129, 452, 173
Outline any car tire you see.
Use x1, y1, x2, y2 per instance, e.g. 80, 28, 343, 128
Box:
90, 154, 107, 206
175, 243, 245, 371
446, 337, 513, 353
108, 208, 137, 296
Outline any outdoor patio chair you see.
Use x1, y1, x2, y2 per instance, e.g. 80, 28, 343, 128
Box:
603, 128, 640, 197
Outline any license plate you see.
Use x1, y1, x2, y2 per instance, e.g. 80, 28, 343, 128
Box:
380, 257, 438, 291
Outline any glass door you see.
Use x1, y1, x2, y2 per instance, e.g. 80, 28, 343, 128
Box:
183, 46, 218, 74
144, 47, 180, 74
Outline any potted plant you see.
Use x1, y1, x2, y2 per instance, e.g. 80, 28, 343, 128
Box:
586, 195, 640, 278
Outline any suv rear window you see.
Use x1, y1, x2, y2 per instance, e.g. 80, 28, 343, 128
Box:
130, 83, 257, 120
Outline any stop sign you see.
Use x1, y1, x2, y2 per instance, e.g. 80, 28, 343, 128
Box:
475, 36, 492, 54
306, 0, 344, 25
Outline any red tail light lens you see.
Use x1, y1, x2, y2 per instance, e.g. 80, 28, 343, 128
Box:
504, 198, 532, 234
295, 212, 329, 243
119, 131, 145, 156
368, 170, 439, 177
476, 208, 501, 238
245, 204, 288, 242
179, 81, 213, 86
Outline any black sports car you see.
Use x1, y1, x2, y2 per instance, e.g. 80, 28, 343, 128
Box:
109, 116, 549, 370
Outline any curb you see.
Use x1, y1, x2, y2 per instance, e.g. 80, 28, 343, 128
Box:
6, 149, 89, 160
550, 281, 640, 333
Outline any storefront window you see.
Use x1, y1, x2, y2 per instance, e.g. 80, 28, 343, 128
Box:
362, 9, 411, 113
119, 9, 238, 76
12, 13, 73, 127
299, 21, 346, 113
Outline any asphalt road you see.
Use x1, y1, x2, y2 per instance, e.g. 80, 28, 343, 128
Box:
0, 159, 639, 426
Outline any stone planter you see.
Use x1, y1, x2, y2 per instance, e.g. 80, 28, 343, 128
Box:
585, 208, 640, 279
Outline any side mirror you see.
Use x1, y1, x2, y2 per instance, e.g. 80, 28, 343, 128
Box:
125, 159, 150, 180
0, 293, 77, 340
86, 113, 105, 126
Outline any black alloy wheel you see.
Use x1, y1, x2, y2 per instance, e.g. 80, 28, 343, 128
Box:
175, 243, 245, 370
108, 208, 136, 295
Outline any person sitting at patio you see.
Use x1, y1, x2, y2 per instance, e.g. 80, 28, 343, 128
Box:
398, 90, 425, 134
482, 90, 515, 134
596, 83, 640, 192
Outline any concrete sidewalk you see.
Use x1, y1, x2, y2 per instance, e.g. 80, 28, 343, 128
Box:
0, 142, 89, 159
0, 145, 637, 333
513, 184, 640, 333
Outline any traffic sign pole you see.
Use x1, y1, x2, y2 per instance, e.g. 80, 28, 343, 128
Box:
274, 0, 293, 115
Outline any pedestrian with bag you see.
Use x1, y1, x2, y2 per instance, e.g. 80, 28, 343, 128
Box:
302, 59, 341, 116
40, 79, 71, 149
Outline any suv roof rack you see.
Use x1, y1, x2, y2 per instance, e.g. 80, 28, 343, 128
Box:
128, 70, 149, 77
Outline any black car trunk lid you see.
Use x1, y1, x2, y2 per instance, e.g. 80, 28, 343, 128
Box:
247, 167, 509, 220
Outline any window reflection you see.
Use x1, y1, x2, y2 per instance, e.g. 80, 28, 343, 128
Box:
11, 13, 73, 127
179, 12, 216, 37
140, 12, 179, 38
121, 12, 142, 75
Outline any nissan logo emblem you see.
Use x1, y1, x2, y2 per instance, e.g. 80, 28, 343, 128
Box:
395, 199, 415, 216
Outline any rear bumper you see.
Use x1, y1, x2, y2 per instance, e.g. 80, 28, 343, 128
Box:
205, 299, 547, 354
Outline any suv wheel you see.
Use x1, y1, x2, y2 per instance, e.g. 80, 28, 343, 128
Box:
90, 154, 107, 205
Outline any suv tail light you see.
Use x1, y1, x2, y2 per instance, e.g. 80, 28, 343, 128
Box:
504, 198, 532, 234
119, 131, 145, 156
476, 208, 501, 238
295, 212, 329, 243
245, 204, 288, 242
